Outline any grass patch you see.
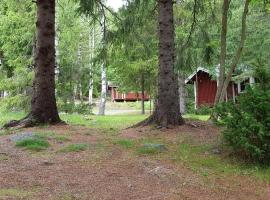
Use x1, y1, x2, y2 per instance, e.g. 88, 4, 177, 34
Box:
183, 114, 210, 121
35, 131, 71, 142
114, 139, 135, 149
61, 114, 147, 133
0, 112, 25, 126
137, 144, 166, 155
0, 188, 33, 198
0, 129, 13, 136
16, 137, 49, 151
59, 143, 88, 152
174, 143, 270, 181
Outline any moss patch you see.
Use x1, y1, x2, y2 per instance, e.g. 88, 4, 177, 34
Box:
0, 188, 33, 198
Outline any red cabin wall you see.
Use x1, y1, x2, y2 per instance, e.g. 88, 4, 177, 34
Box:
197, 72, 217, 107
196, 72, 238, 108
109, 86, 149, 102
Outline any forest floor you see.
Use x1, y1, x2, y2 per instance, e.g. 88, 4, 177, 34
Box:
1, 113, 270, 200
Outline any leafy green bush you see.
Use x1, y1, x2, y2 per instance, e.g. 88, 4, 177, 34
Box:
195, 105, 212, 115
216, 67, 270, 164
57, 101, 92, 114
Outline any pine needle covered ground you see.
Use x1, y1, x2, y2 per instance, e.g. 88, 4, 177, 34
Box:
1, 112, 270, 199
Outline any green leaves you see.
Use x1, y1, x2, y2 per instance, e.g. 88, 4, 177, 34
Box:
216, 67, 270, 164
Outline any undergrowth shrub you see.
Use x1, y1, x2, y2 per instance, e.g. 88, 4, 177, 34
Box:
195, 105, 212, 115
216, 67, 270, 164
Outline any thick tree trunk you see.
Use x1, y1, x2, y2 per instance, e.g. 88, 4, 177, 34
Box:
141, 73, 145, 115
55, 3, 60, 84
29, 0, 61, 123
4, 0, 61, 128
140, 0, 184, 127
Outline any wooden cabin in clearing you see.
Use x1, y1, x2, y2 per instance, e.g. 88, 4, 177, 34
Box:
108, 84, 150, 102
185, 67, 255, 109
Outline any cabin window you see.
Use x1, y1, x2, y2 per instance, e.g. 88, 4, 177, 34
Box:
240, 82, 246, 92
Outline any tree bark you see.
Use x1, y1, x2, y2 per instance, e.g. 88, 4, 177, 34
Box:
98, 62, 107, 115
141, 73, 145, 115
4, 0, 61, 128
139, 0, 184, 127
214, 0, 230, 105
219, 0, 250, 101
98, 15, 107, 116
178, 72, 187, 114
88, 26, 95, 106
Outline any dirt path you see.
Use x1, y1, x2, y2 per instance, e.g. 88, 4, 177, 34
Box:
0, 124, 270, 200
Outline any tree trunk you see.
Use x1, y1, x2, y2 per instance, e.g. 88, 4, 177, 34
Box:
214, 0, 230, 105
139, 0, 184, 127
98, 16, 107, 116
77, 33, 83, 102
141, 73, 145, 115
55, 3, 60, 84
219, 0, 250, 101
4, 0, 61, 128
98, 62, 107, 115
88, 27, 95, 106
178, 72, 186, 114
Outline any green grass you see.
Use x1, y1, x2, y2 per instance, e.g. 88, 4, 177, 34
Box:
15, 137, 49, 151
137, 145, 164, 155
174, 142, 270, 181
34, 131, 71, 142
61, 114, 147, 133
183, 114, 210, 121
3, 112, 270, 182
0, 111, 25, 126
114, 139, 135, 149
0, 188, 33, 199
59, 143, 88, 152
0, 129, 13, 136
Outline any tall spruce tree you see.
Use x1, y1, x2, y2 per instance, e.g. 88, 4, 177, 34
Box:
4, 0, 61, 127
135, 0, 184, 127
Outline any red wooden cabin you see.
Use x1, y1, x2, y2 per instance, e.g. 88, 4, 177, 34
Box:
185, 67, 255, 109
108, 84, 150, 102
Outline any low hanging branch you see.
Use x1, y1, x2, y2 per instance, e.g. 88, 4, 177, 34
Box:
181, 0, 198, 50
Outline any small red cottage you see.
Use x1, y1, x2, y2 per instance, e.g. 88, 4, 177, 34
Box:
185, 67, 255, 109
108, 84, 150, 102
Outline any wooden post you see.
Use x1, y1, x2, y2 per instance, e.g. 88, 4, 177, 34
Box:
232, 83, 236, 103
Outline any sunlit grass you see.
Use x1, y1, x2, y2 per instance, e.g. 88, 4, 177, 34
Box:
0, 112, 25, 126
183, 114, 210, 121
61, 114, 147, 133
114, 139, 135, 149
15, 137, 49, 151
0, 188, 33, 199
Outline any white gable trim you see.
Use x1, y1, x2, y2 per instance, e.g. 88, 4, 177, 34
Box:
185, 67, 210, 84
